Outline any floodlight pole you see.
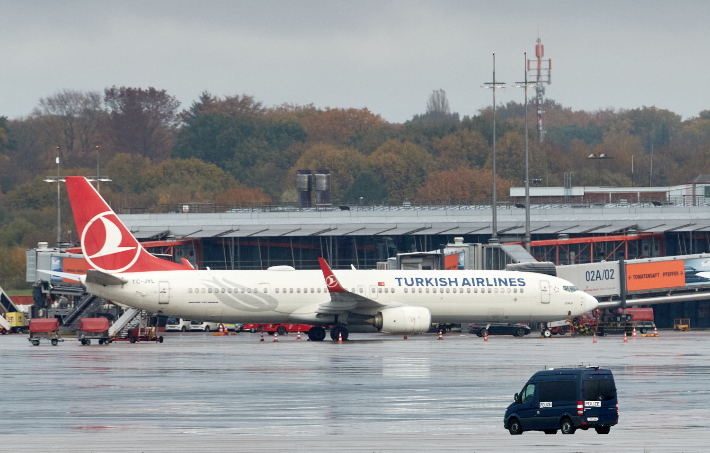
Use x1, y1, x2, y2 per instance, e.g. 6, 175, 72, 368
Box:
483, 53, 505, 243
56, 154, 61, 246
516, 52, 537, 253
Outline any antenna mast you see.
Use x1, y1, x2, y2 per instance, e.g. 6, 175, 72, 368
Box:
527, 35, 551, 142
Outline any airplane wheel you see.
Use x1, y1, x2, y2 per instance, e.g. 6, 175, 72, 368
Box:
340, 327, 349, 341
330, 327, 340, 340
307, 328, 317, 341
313, 327, 326, 341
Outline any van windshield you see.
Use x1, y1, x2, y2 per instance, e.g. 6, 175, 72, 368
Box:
166, 317, 180, 324
583, 378, 616, 401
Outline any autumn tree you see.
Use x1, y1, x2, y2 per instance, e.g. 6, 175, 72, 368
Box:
301, 107, 387, 145
432, 129, 489, 170
410, 89, 460, 125
32, 89, 104, 165
104, 86, 180, 162
416, 168, 511, 203
368, 140, 435, 201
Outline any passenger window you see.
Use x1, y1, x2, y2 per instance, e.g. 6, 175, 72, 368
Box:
297, 288, 301, 293
522, 383, 536, 403
359, 288, 364, 293
310, 288, 314, 293
264, 288, 268, 293
317, 288, 321, 293
208, 288, 212, 293
378, 288, 382, 293
521, 288, 524, 293
494, 288, 498, 293
240, 288, 245, 293
275, 288, 279, 293
514, 288, 517, 293
221, 288, 225, 293
474, 288, 478, 293
372, 288, 376, 293
188, 288, 192, 293
419, 288, 422, 293
488, 288, 492, 293
391, 288, 395, 293
426, 288, 429, 293
228, 288, 232, 293
254, 288, 258, 293
404, 288, 408, 293
289, 288, 293, 293
384, 288, 388, 293
467, 288, 471, 293
507, 288, 511, 293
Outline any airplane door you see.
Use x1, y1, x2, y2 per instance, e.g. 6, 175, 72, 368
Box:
540, 280, 550, 304
159, 281, 170, 304
369, 285, 379, 299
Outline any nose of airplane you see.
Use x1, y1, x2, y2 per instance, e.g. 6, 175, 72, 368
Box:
584, 293, 599, 312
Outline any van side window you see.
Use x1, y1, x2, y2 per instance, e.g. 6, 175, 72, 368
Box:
539, 380, 577, 403
521, 383, 535, 403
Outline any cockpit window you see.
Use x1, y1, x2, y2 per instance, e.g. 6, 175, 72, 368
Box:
563, 285, 578, 293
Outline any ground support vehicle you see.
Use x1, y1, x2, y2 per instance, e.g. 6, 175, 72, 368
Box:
265, 323, 314, 336
77, 318, 111, 345
28, 318, 63, 346
504, 366, 618, 435
242, 323, 264, 332
190, 321, 220, 332
165, 317, 192, 332
3, 312, 27, 333
674, 318, 690, 331
468, 323, 531, 337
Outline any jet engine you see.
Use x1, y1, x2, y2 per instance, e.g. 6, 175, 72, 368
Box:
366, 306, 431, 333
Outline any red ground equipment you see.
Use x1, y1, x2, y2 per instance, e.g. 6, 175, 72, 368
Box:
77, 318, 111, 345
28, 318, 63, 346
265, 323, 314, 336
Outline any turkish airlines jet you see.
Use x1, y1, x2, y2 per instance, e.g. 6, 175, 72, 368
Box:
61, 176, 598, 341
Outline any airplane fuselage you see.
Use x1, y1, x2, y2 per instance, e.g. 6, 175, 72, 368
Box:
85, 268, 594, 325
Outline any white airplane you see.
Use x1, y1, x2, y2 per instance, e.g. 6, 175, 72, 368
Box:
61, 176, 598, 341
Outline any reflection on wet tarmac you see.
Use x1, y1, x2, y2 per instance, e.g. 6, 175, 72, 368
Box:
1, 330, 709, 451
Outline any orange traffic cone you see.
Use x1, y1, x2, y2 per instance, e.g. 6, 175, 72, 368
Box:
632, 326, 637, 338
438, 330, 443, 340
219, 324, 224, 333
297, 330, 301, 340
484, 330, 488, 342
260, 331, 264, 342
403, 333, 408, 340
623, 332, 628, 343
338, 331, 343, 343
274, 332, 279, 342
593, 332, 597, 344
654, 325, 658, 336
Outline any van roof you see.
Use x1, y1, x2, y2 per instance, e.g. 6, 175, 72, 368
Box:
532, 368, 613, 379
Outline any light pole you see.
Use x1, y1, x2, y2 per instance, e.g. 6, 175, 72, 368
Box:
483, 52, 505, 243
91, 145, 111, 195
587, 153, 613, 186
43, 149, 64, 246
516, 52, 537, 252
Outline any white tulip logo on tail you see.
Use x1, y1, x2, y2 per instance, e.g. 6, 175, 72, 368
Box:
81, 211, 140, 273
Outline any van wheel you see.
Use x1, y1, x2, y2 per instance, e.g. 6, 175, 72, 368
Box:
508, 418, 522, 435
560, 417, 576, 434
277, 326, 287, 336
181, 326, 187, 332
204, 326, 210, 332
544, 429, 557, 434
516, 328, 526, 337
640, 328, 647, 334
595, 426, 610, 434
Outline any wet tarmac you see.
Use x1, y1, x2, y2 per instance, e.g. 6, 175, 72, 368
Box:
1, 329, 709, 452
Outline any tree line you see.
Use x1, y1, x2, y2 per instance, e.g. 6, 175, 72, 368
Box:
2, 86, 710, 288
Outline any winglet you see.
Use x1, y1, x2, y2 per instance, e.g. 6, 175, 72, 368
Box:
318, 257, 347, 293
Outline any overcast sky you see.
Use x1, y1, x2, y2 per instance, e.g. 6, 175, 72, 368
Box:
2, 1, 709, 123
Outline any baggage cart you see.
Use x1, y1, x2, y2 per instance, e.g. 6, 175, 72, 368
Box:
77, 318, 111, 345
28, 318, 63, 346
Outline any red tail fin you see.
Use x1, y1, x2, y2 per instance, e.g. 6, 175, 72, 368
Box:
65, 176, 190, 273
318, 257, 346, 293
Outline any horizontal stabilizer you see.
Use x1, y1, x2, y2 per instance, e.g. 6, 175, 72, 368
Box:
37, 270, 83, 282
86, 269, 128, 286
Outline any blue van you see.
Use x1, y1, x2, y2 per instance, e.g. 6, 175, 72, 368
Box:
504, 366, 618, 435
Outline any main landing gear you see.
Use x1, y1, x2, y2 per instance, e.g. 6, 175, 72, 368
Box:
306, 325, 349, 341
330, 325, 349, 341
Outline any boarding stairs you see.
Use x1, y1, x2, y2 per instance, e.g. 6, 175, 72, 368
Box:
61, 294, 113, 331
109, 308, 142, 338
0, 286, 20, 331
